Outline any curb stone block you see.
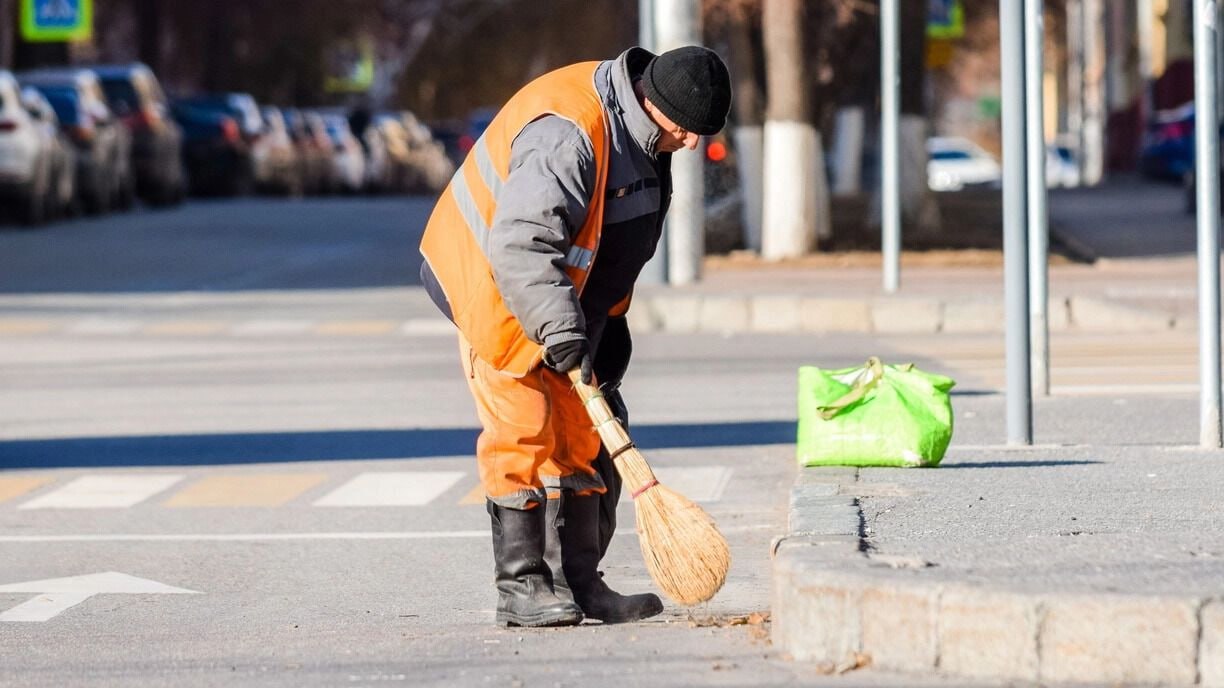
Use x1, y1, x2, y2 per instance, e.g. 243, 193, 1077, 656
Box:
649, 295, 701, 332
1068, 296, 1174, 332
750, 295, 802, 332
1038, 595, 1199, 685
771, 573, 863, 664
799, 298, 872, 333
1203, 600, 1224, 687
871, 299, 942, 334
697, 296, 750, 333
1048, 297, 1072, 331
860, 585, 938, 673
937, 588, 1040, 681
797, 467, 857, 485
942, 301, 1004, 333
625, 301, 660, 333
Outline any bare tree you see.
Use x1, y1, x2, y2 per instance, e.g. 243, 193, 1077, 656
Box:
761, 0, 829, 257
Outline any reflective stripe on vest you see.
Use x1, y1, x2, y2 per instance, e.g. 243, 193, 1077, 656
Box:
450, 135, 596, 274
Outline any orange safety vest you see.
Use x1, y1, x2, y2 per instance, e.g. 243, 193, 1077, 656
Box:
420, 62, 621, 377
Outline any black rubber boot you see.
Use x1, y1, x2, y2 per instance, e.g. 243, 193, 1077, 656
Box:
488, 500, 584, 628
552, 491, 664, 623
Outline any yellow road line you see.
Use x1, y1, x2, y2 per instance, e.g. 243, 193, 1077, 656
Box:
143, 321, 227, 336
0, 320, 54, 335
314, 320, 399, 336
0, 477, 52, 504
163, 474, 328, 507
459, 483, 486, 506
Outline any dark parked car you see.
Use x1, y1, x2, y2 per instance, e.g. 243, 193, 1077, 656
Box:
171, 98, 252, 196
18, 68, 133, 214
1139, 102, 1196, 183
92, 63, 184, 205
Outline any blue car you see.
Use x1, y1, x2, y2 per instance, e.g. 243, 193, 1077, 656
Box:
1139, 102, 1196, 183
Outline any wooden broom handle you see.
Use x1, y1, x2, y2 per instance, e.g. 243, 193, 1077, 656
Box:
567, 369, 636, 458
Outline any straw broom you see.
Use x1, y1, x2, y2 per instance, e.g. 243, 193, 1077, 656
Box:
568, 369, 730, 605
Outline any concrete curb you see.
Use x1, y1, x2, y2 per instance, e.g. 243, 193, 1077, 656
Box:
771, 467, 1224, 685
629, 294, 1175, 335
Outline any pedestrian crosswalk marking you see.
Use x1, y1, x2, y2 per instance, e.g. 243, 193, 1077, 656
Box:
0, 468, 735, 510
163, 474, 328, 507
313, 471, 465, 507
231, 320, 315, 336
143, 321, 227, 336
19, 475, 185, 510
314, 320, 398, 336
0, 477, 52, 504
66, 318, 142, 335
637, 467, 733, 503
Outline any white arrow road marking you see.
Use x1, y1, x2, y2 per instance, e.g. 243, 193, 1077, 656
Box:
0, 571, 202, 622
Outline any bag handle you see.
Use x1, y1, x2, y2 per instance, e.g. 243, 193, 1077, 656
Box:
816, 357, 888, 420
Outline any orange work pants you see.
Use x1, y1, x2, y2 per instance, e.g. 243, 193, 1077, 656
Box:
459, 333, 605, 509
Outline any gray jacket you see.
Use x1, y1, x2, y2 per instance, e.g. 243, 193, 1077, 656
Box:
424, 48, 671, 355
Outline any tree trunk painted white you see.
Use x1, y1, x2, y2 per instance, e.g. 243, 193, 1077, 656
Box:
762, 121, 827, 258
831, 106, 865, 196
733, 125, 764, 251
900, 113, 940, 230
1081, 0, 1106, 185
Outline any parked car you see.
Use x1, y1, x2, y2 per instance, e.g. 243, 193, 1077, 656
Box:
258, 106, 302, 195
172, 98, 251, 196
92, 63, 184, 205
18, 68, 133, 214
319, 112, 365, 193
0, 70, 55, 224
20, 87, 75, 219
926, 136, 1002, 192
1139, 101, 1196, 183
1045, 142, 1081, 189
283, 107, 332, 195
359, 118, 393, 193
371, 113, 415, 192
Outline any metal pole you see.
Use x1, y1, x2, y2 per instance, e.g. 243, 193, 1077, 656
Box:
1025, 0, 1049, 397
637, 0, 668, 285
653, 0, 704, 285
880, 0, 901, 293
1194, 0, 1223, 448
1001, 0, 1032, 445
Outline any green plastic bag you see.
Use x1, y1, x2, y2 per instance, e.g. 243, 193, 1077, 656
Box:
796, 357, 955, 467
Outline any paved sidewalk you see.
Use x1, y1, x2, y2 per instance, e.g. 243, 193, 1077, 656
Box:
630, 254, 1199, 335
770, 388, 1224, 685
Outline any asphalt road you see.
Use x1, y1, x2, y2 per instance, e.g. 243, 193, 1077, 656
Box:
0, 198, 1208, 687
0, 200, 967, 688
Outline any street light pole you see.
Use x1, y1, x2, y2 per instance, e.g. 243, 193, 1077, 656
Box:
1001, 0, 1032, 445
1193, 0, 1223, 448
1025, 0, 1049, 397
880, 0, 900, 293
653, 0, 704, 285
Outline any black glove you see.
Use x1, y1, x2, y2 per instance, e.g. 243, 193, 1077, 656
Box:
592, 316, 631, 388
544, 338, 593, 384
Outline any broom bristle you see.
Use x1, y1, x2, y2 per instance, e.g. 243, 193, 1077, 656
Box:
617, 449, 730, 605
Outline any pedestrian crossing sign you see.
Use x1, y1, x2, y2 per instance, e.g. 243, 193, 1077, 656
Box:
20, 0, 93, 43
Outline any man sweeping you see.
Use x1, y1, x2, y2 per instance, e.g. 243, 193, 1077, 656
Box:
418, 46, 732, 627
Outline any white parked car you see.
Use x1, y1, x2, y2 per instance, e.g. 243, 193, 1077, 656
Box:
926, 136, 1002, 192
1046, 143, 1081, 188
320, 113, 365, 193
21, 87, 76, 219
0, 70, 53, 224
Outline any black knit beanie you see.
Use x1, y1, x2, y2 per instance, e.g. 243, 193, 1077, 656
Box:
642, 46, 732, 136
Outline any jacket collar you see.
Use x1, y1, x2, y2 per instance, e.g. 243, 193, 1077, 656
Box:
602, 47, 660, 159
